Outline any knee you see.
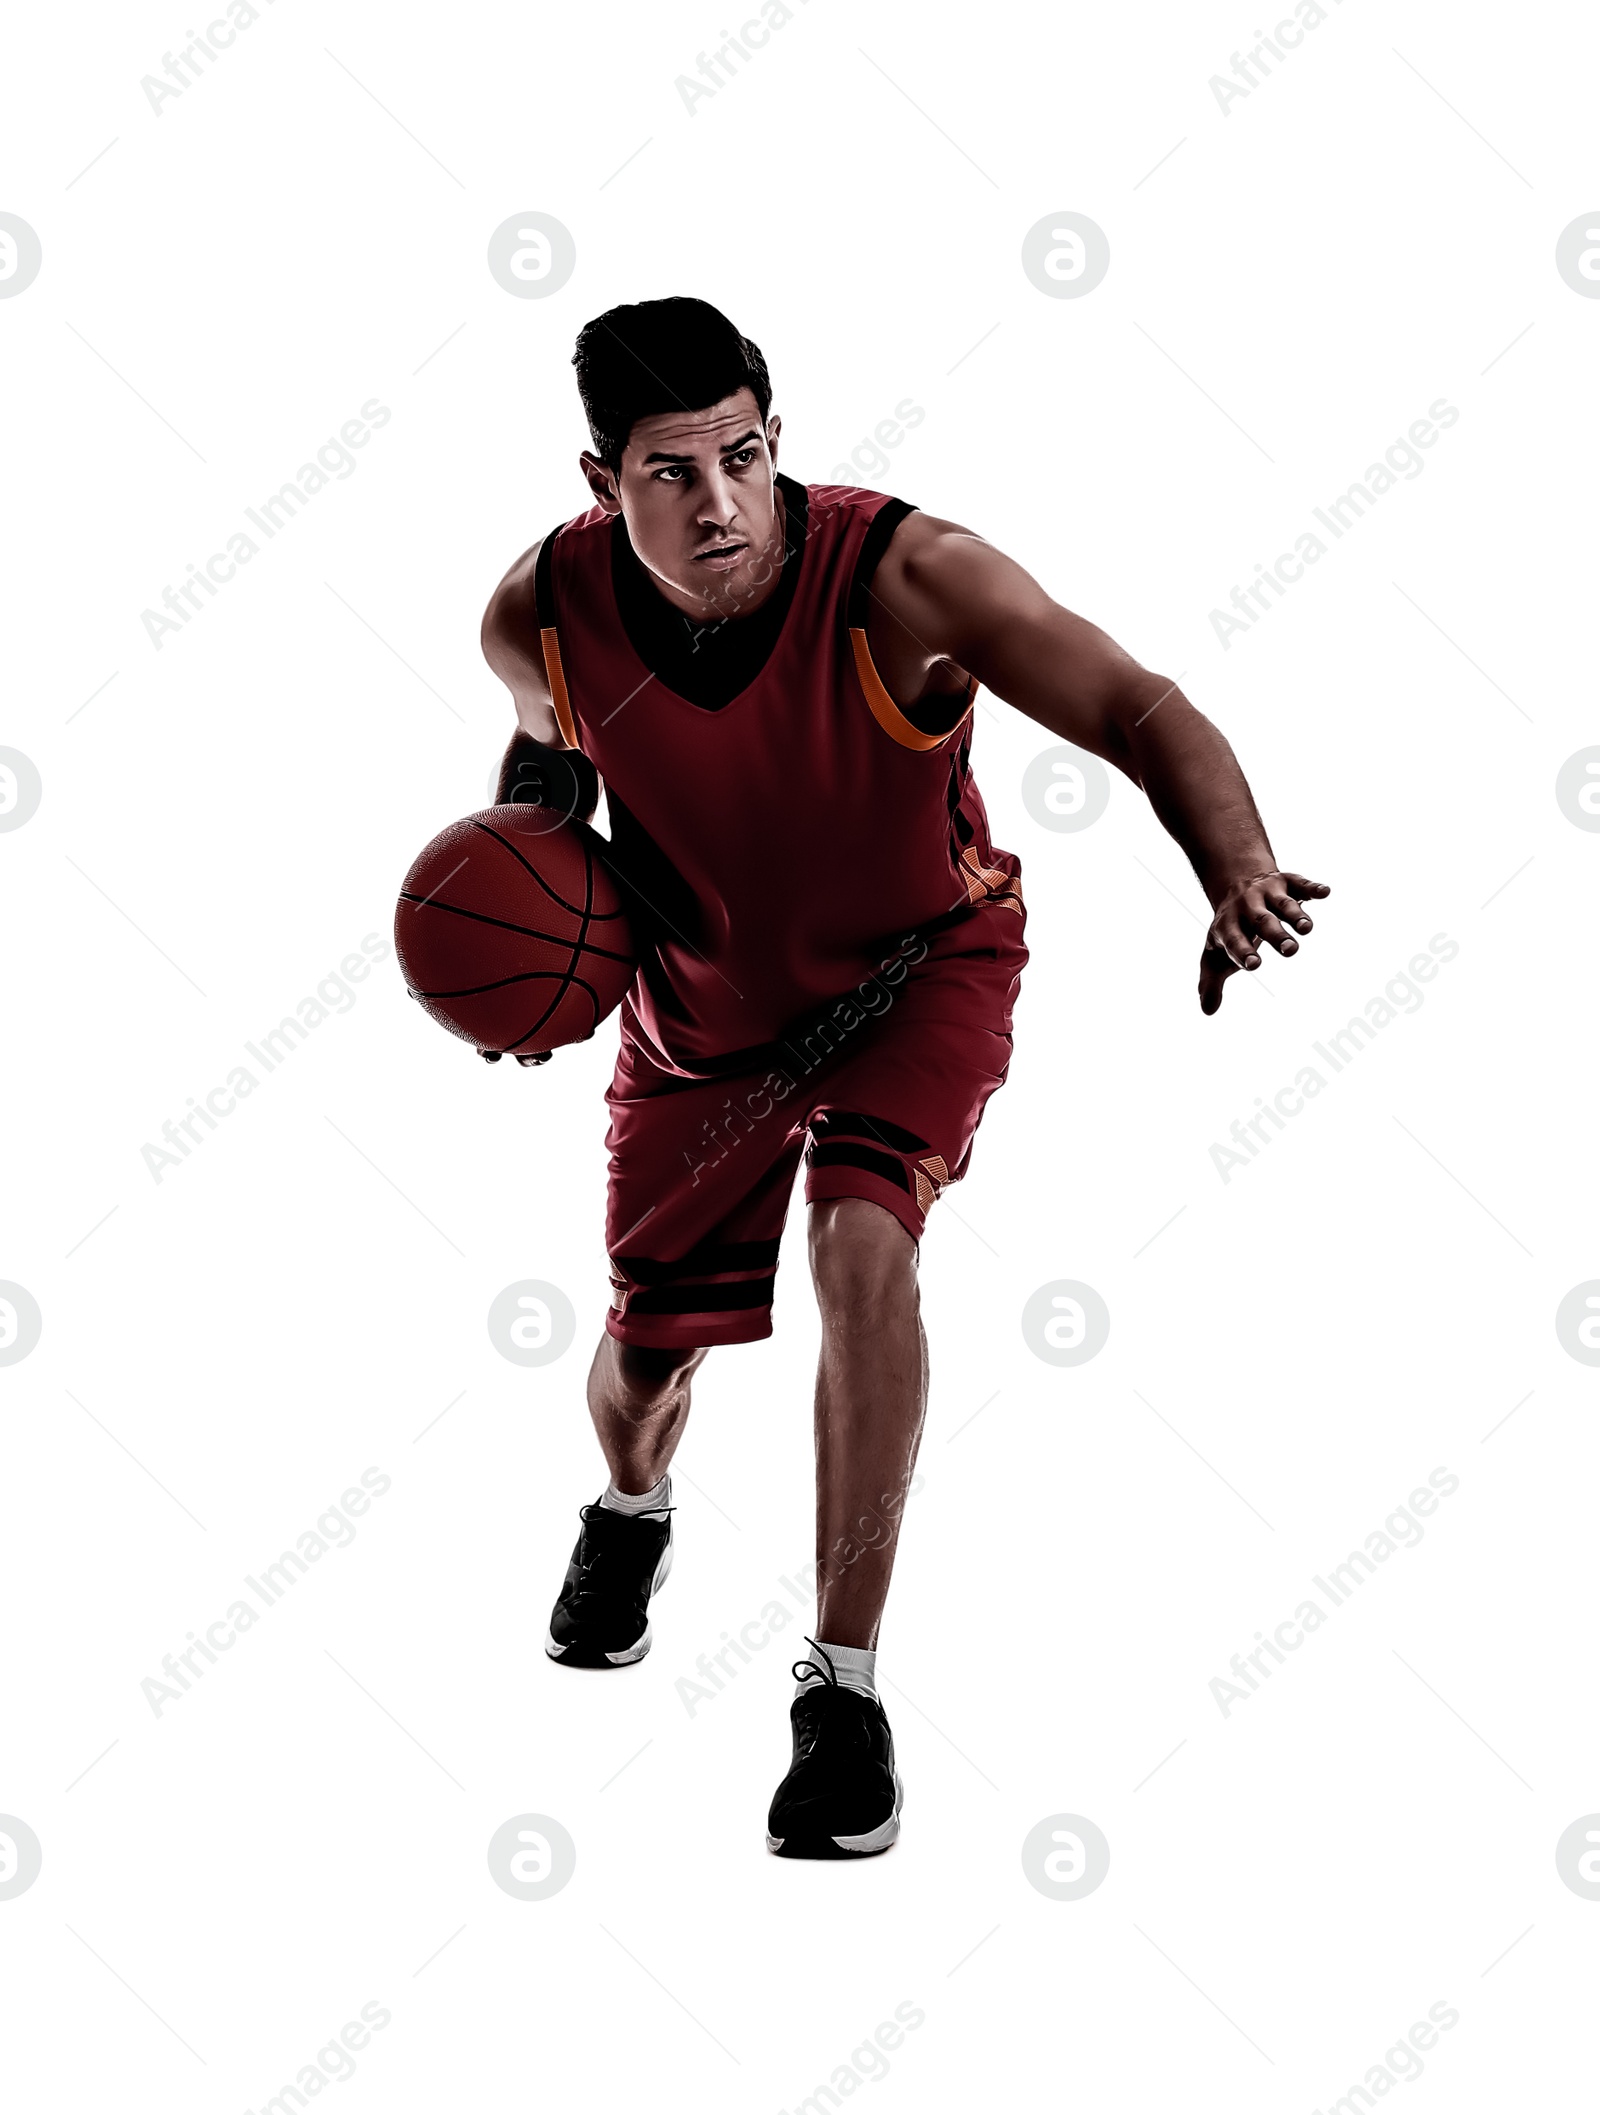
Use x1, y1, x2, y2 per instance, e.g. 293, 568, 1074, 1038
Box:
609, 1339, 703, 1414
809, 1198, 918, 1324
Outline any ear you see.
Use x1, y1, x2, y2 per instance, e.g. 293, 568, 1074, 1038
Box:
579, 450, 622, 515
765, 412, 781, 470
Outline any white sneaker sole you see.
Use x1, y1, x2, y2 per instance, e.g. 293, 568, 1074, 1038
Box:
545, 1521, 673, 1665
767, 1770, 904, 1856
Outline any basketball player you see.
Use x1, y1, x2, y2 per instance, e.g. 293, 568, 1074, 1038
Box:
481, 298, 1327, 1859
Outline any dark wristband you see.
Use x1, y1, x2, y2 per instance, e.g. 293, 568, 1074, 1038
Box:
496, 730, 599, 823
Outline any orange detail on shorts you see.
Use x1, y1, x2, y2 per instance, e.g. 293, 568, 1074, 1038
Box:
914, 1152, 952, 1216
849, 628, 972, 753
960, 846, 1025, 914
540, 626, 580, 750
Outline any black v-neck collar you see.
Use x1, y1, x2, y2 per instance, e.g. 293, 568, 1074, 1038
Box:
610, 475, 809, 710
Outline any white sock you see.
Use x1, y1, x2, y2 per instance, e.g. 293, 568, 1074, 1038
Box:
598, 1472, 671, 1520
797, 1638, 878, 1702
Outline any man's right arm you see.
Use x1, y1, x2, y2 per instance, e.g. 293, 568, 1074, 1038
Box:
481, 538, 599, 821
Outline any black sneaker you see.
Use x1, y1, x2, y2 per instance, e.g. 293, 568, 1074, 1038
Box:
545, 1502, 673, 1668
766, 1644, 904, 1858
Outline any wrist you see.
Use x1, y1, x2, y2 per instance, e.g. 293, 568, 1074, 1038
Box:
1202, 860, 1277, 910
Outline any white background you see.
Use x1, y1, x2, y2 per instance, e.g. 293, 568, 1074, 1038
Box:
3, 0, 1598, 2107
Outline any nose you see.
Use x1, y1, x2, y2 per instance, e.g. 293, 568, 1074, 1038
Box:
696, 465, 741, 533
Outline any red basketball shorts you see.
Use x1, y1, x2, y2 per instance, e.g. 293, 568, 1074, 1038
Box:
602, 904, 1027, 1349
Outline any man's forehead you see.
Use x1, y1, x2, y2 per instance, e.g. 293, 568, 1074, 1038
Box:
627, 391, 764, 457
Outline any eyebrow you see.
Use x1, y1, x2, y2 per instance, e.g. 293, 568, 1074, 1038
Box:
640, 429, 762, 465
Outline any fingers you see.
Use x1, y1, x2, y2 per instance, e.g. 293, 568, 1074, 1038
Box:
1202, 896, 1282, 1012
1254, 872, 1332, 946
1264, 885, 1315, 936
1200, 870, 1329, 1014
1198, 940, 1238, 1014
1213, 913, 1263, 972
1236, 883, 1309, 957
1245, 901, 1298, 955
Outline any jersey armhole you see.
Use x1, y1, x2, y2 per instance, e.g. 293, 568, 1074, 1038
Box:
532, 524, 580, 751
845, 499, 977, 751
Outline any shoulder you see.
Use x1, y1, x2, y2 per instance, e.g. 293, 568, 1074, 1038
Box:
865, 509, 1055, 674
802, 481, 902, 515
481, 505, 612, 657
482, 536, 543, 662
870, 509, 1005, 615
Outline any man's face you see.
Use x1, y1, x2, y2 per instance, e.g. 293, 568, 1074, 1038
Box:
580, 388, 784, 620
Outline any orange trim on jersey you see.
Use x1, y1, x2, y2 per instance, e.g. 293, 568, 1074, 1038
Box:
540, 626, 580, 750
849, 627, 973, 753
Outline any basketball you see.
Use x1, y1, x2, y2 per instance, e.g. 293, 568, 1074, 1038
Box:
394, 806, 636, 1061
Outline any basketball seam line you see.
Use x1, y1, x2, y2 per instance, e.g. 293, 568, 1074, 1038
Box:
396, 894, 634, 966
469, 818, 627, 922
505, 830, 601, 1052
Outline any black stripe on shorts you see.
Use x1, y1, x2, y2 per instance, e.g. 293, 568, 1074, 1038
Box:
611, 1236, 781, 1286
626, 1275, 778, 1316
809, 1109, 929, 1156
805, 1140, 912, 1192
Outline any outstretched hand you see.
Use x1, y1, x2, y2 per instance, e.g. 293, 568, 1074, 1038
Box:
1199, 871, 1330, 1015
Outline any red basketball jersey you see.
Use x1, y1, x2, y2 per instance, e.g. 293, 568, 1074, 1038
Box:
534, 478, 1022, 1074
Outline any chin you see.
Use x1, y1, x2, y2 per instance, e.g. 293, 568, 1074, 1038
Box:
686, 555, 750, 594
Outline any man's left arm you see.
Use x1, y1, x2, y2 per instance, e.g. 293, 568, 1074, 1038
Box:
872, 516, 1330, 1014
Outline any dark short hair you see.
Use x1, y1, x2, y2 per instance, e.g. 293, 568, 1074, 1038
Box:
572, 297, 772, 468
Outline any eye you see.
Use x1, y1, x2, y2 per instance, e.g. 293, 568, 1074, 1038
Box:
724, 446, 757, 467
653, 464, 689, 483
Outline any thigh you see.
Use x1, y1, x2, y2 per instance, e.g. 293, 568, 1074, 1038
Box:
603, 1038, 810, 1349
801, 911, 1027, 1242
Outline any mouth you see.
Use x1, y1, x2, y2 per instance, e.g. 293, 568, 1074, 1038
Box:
691, 540, 748, 570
